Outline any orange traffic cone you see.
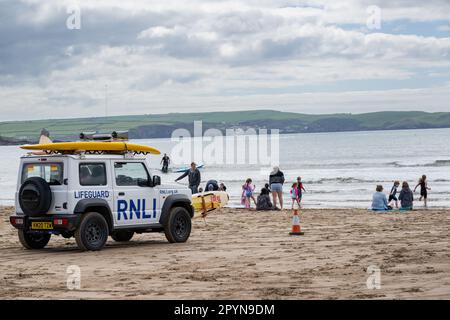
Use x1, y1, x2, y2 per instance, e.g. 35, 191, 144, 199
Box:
289, 209, 304, 236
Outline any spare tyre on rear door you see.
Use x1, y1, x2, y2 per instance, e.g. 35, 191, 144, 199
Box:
164, 207, 192, 243
18, 177, 53, 216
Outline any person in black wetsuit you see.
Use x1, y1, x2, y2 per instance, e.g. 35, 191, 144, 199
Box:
414, 175, 431, 207
160, 153, 170, 173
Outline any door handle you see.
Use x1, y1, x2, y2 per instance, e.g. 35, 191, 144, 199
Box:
118, 192, 125, 196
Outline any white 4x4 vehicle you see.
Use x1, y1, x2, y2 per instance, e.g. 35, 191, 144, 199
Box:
10, 153, 193, 251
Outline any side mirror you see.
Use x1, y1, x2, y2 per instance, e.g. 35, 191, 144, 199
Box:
152, 175, 161, 187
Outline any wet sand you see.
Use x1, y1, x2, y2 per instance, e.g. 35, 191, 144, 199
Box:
0, 206, 449, 299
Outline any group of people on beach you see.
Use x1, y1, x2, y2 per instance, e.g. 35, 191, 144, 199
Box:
175, 163, 300, 211
169, 157, 433, 212
241, 167, 306, 211
174, 162, 227, 194
372, 175, 431, 211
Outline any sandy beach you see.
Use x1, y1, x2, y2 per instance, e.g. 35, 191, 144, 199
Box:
0, 205, 449, 300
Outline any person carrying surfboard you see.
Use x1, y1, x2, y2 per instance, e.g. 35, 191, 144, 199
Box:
175, 162, 201, 194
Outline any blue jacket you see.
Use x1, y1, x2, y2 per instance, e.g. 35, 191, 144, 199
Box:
372, 192, 388, 210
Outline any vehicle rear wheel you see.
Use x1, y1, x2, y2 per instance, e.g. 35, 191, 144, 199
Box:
164, 207, 192, 243
75, 212, 109, 251
18, 230, 51, 249
111, 231, 134, 242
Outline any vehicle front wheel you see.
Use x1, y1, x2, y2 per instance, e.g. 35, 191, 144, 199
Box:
75, 212, 109, 251
164, 207, 192, 243
18, 230, 51, 249
111, 231, 134, 242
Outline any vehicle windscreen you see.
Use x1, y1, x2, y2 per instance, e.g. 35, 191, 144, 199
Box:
22, 163, 64, 186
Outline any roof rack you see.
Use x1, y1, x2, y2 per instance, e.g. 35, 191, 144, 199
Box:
80, 131, 129, 141
25, 150, 148, 157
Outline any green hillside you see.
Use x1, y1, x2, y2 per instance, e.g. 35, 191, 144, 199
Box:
1, 110, 450, 144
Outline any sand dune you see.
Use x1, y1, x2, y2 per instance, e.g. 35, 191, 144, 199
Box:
0, 206, 449, 299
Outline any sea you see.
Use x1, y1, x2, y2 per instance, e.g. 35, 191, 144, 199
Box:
1, 128, 450, 209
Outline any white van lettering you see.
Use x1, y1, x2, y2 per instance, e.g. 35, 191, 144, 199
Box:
117, 199, 156, 221
74, 191, 110, 199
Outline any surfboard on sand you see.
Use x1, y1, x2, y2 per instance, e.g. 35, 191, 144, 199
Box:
192, 191, 229, 219
21, 141, 161, 155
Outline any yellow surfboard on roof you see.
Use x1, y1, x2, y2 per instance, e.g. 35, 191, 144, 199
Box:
21, 141, 161, 155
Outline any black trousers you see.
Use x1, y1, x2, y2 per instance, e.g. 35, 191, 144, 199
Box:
189, 185, 199, 194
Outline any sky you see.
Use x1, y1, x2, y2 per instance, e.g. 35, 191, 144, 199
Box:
0, 0, 450, 121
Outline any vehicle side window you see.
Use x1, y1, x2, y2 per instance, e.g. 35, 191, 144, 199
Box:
79, 163, 107, 186
22, 163, 63, 185
114, 162, 150, 187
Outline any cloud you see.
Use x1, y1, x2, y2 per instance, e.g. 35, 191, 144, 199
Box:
0, 0, 450, 121
437, 25, 450, 32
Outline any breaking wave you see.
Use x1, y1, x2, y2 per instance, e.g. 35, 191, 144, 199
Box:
388, 160, 450, 168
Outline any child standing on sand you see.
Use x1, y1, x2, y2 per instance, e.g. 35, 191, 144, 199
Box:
414, 175, 431, 207
388, 181, 400, 208
290, 183, 301, 209
241, 178, 256, 208
296, 177, 306, 206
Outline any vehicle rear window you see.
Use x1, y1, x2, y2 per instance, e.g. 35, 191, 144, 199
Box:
22, 163, 63, 185
79, 163, 107, 186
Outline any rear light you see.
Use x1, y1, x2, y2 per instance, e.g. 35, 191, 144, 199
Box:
53, 218, 69, 226
10, 217, 24, 226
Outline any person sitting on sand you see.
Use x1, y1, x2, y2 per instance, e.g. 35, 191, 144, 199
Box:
219, 183, 227, 192
388, 181, 400, 209
265, 183, 271, 193
256, 188, 274, 211
241, 178, 256, 208
372, 185, 390, 211
290, 183, 300, 209
414, 175, 431, 207
205, 179, 219, 191
399, 181, 414, 211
